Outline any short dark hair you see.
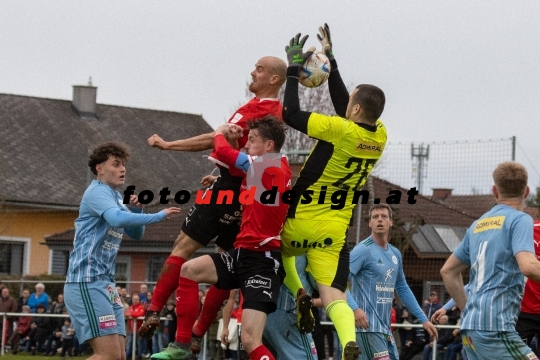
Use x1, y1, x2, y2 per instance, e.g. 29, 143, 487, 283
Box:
369, 204, 393, 220
353, 84, 385, 123
248, 115, 287, 151
88, 142, 130, 175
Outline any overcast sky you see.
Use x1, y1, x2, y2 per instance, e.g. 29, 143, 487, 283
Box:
2, 1, 540, 191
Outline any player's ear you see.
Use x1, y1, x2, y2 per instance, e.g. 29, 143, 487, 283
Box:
269, 74, 280, 85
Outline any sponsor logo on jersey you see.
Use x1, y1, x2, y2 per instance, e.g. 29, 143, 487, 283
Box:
376, 284, 395, 292
107, 228, 123, 239
473, 216, 505, 233
245, 275, 271, 289
385, 268, 394, 281
356, 140, 384, 153
103, 240, 120, 250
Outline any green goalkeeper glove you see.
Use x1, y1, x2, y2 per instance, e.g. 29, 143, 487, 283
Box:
317, 23, 334, 61
285, 33, 316, 67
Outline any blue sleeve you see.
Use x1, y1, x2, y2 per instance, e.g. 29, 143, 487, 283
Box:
86, 186, 123, 217
454, 227, 472, 265
346, 290, 359, 311
124, 226, 145, 241
443, 283, 470, 311
102, 208, 166, 228
395, 252, 428, 323
512, 213, 534, 255
349, 243, 366, 276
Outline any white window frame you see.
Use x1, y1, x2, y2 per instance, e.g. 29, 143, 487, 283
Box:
0, 236, 30, 275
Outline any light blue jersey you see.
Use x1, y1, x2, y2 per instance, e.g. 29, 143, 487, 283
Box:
66, 180, 166, 283
348, 236, 427, 336
454, 204, 534, 332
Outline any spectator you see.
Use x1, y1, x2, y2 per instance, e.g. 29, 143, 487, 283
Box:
444, 318, 464, 360
60, 317, 76, 359
26, 304, 52, 355
421, 315, 454, 360
399, 317, 427, 360
139, 284, 148, 304
16, 288, 30, 313
160, 300, 176, 346
43, 305, 68, 356
125, 294, 146, 360
27, 283, 50, 313
120, 287, 132, 306
49, 294, 65, 315
0, 287, 18, 344
8, 305, 32, 354
423, 291, 442, 320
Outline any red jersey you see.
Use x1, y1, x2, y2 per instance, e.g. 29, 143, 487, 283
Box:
213, 134, 291, 252
208, 97, 283, 169
521, 220, 540, 314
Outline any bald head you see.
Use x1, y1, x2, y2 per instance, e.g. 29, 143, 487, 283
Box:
261, 56, 287, 87
249, 56, 287, 98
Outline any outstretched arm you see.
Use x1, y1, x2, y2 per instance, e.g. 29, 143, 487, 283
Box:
148, 132, 215, 152
317, 23, 349, 117
282, 33, 315, 134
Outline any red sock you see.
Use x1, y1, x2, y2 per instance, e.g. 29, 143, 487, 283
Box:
175, 276, 200, 344
249, 344, 275, 360
192, 286, 230, 336
148, 256, 185, 313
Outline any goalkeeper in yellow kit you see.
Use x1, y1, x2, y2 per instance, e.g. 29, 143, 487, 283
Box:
281, 24, 387, 360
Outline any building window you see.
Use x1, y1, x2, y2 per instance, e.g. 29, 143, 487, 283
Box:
147, 257, 167, 283
0, 241, 24, 275
50, 250, 69, 275
115, 255, 131, 289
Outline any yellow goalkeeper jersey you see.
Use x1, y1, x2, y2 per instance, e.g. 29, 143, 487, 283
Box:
287, 112, 387, 224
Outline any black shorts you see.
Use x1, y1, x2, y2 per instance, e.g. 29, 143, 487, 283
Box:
210, 248, 285, 314
181, 169, 243, 250
516, 311, 540, 340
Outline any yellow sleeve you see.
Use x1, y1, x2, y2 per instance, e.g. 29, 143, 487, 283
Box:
306, 113, 347, 144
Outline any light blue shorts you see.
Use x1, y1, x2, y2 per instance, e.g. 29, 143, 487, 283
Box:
461, 329, 537, 360
64, 279, 126, 343
356, 332, 399, 360
263, 308, 318, 359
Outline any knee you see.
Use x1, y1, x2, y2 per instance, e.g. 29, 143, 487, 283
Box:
181, 261, 195, 278
239, 331, 258, 353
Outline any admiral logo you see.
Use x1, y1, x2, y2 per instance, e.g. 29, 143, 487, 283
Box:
473, 216, 505, 233
356, 141, 384, 152
246, 275, 271, 289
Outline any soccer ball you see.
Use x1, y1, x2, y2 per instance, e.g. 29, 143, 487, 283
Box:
299, 52, 331, 88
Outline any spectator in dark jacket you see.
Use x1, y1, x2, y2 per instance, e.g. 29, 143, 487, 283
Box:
0, 287, 18, 344
26, 304, 52, 354
8, 305, 32, 354
423, 291, 442, 320
400, 317, 427, 360
16, 289, 30, 313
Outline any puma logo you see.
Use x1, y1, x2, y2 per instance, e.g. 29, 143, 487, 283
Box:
263, 291, 272, 298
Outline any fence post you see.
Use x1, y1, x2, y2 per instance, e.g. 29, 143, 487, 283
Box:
1, 313, 6, 357
132, 318, 137, 360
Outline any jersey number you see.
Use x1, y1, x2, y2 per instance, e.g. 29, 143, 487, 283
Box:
332, 157, 378, 191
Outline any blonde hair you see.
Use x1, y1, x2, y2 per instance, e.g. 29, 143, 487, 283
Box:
492, 161, 528, 198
